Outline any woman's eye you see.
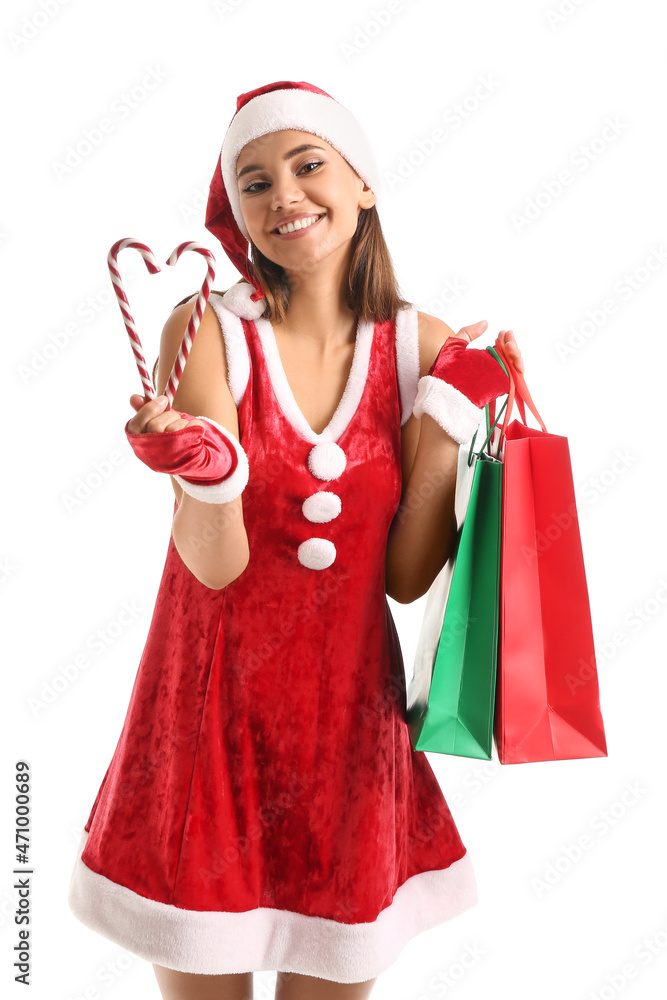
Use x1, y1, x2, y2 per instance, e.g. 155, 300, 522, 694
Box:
242, 160, 323, 194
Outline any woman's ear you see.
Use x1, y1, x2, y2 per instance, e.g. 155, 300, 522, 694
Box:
358, 182, 376, 210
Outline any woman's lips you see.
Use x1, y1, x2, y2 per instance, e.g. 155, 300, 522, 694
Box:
272, 214, 325, 240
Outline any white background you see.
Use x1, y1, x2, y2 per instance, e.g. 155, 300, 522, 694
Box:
3, 0, 666, 998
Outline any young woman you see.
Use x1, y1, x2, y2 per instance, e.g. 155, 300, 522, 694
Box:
68, 80, 524, 1000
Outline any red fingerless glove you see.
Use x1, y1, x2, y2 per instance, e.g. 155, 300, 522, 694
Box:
427, 338, 509, 408
124, 410, 237, 485
412, 338, 509, 445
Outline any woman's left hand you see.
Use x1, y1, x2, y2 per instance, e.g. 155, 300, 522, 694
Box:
454, 322, 525, 375
497, 328, 524, 375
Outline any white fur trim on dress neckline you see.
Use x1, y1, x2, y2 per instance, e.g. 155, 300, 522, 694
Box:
394, 305, 420, 426
253, 313, 375, 445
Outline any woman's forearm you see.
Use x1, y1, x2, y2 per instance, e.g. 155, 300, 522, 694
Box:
171, 487, 249, 590
385, 414, 460, 604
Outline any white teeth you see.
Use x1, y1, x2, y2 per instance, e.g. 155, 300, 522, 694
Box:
277, 215, 320, 235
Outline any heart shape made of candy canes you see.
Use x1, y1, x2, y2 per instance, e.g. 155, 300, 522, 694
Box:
107, 237, 216, 407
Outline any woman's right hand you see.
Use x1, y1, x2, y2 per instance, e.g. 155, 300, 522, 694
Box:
124, 394, 237, 484
126, 393, 204, 434
124, 394, 210, 477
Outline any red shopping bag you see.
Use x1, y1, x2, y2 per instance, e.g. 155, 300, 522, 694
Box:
492, 342, 608, 764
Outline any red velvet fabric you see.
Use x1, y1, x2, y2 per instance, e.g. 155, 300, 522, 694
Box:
81, 313, 468, 923
429, 338, 509, 408
124, 411, 237, 486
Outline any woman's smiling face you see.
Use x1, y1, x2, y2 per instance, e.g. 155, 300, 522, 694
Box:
236, 128, 376, 274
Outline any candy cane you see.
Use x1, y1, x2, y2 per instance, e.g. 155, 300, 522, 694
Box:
161, 241, 216, 405
107, 238, 161, 400
107, 238, 216, 406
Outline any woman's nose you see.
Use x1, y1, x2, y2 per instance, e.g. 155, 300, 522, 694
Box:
270, 175, 303, 210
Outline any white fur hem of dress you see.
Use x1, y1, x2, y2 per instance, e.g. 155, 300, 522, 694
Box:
68, 830, 478, 983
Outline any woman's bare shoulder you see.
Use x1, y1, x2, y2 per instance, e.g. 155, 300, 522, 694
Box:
156, 295, 238, 429
416, 311, 456, 377
158, 296, 231, 400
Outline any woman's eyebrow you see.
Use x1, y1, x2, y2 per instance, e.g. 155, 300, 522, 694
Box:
237, 144, 326, 182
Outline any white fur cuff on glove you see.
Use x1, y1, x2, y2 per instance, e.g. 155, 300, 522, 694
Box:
173, 416, 249, 504
412, 375, 483, 446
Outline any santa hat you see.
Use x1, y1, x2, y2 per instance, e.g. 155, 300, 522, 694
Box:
205, 80, 382, 304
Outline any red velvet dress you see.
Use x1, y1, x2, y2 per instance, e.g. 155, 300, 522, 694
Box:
67, 281, 478, 984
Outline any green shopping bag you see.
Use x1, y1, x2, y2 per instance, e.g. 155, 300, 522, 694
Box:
406, 358, 507, 758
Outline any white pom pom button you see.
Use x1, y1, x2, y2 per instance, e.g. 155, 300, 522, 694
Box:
302, 491, 341, 523
307, 442, 347, 481
297, 537, 336, 570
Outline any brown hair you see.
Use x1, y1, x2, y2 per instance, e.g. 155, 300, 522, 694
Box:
151, 204, 410, 388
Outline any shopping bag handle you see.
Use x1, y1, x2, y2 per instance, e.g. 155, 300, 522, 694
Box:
486, 349, 517, 454
469, 396, 508, 466
490, 341, 547, 448
469, 347, 510, 465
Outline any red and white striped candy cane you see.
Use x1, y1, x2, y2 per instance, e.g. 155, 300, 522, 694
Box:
108, 237, 161, 400
161, 241, 216, 405
107, 238, 216, 406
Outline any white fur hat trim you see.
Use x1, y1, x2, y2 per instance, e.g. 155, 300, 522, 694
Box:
221, 88, 382, 241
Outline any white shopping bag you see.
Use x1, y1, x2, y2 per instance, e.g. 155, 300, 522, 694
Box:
405, 443, 477, 716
